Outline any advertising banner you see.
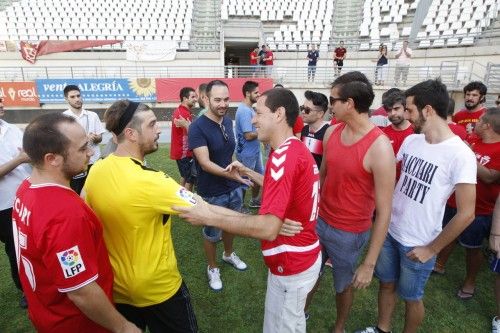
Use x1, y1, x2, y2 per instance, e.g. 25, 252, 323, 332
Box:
125, 41, 177, 62
0, 81, 39, 107
155, 78, 274, 102
36, 78, 156, 103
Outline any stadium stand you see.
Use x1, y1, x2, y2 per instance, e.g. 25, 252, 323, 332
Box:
0, 0, 194, 49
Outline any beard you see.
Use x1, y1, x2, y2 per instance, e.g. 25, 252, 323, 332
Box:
464, 100, 481, 111
389, 116, 404, 126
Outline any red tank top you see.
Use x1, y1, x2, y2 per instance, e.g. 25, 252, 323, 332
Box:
319, 123, 383, 233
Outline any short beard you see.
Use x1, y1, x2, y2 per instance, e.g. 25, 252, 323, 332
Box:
464, 101, 481, 111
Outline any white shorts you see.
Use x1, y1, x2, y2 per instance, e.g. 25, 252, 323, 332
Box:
263, 253, 321, 333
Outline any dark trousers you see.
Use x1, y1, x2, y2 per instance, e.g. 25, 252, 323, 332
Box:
116, 282, 198, 333
0, 208, 22, 290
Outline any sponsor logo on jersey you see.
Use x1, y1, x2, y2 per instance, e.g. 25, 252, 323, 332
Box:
57, 245, 86, 278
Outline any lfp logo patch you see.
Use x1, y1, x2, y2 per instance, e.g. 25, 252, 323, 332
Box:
177, 187, 197, 205
57, 245, 86, 278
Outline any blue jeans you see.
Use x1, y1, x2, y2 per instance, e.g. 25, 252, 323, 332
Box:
202, 187, 243, 242
375, 233, 436, 301
237, 152, 264, 175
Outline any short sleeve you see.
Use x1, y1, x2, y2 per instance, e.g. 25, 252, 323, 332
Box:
451, 146, 477, 185
41, 214, 100, 292
148, 172, 196, 214
188, 121, 207, 150
239, 107, 255, 134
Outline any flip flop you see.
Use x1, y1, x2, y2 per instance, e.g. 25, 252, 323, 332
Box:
457, 288, 475, 300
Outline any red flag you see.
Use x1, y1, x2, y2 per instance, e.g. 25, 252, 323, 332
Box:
20, 41, 39, 64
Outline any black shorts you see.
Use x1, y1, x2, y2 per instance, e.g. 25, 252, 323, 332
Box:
334, 59, 344, 67
176, 157, 195, 184
116, 282, 198, 333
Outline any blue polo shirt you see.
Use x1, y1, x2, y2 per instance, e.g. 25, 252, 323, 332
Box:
188, 115, 240, 197
235, 103, 260, 157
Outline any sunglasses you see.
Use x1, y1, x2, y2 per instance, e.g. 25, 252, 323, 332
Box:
220, 123, 229, 141
330, 96, 347, 105
300, 105, 316, 114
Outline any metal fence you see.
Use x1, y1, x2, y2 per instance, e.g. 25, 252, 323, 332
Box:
1, 63, 499, 90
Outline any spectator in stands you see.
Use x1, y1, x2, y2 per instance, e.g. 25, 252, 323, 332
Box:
263, 45, 274, 78
0, 97, 31, 309
170, 87, 197, 191
16, 113, 140, 333
456, 108, 500, 300
381, 89, 413, 181
188, 80, 249, 291
489, 196, 500, 332
250, 46, 260, 78
453, 81, 488, 136
85, 101, 199, 332
235, 81, 262, 209
258, 45, 267, 76
394, 40, 412, 86
375, 44, 388, 86
300, 90, 329, 168
319, 72, 395, 333
307, 44, 319, 82
357, 79, 476, 333
197, 83, 208, 117
63, 84, 105, 194
334, 41, 347, 76
175, 88, 321, 333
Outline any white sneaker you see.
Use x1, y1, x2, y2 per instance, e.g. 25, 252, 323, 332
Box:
493, 316, 500, 333
222, 252, 248, 271
207, 266, 222, 291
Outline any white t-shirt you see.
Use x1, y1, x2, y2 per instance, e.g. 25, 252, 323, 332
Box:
63, 109, 105, 164
389, 134, 477, 247
396, 47, 412, 66
0, 120, 32, 210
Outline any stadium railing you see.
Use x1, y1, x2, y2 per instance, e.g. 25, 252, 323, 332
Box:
1, 64, 498, 90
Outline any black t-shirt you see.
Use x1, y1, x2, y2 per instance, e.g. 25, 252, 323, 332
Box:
258, 50, 266, 65
307, 50, 319, 66
300, 123, 330, 167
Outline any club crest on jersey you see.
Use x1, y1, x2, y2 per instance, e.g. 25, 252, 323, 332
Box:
177, 187, 197, 205
57, 246, 86, 278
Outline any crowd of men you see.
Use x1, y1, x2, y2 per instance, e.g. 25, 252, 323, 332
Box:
0, 73, 499, 333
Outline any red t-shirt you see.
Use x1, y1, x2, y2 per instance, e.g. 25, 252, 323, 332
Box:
452, 108, 485, 136
334, 47, 346, 59
448, 122, 468, 141
382, 124, 414, 180
170, 104, 193, 160
319, 123, 384, 232
259, 137, 320, 276
265, 50, 274, 65
12, 180, 114, 333
293, 116, 304, 135
250, 51, 258, 65
382, 125, 414, 156
470, 139, 500, 215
